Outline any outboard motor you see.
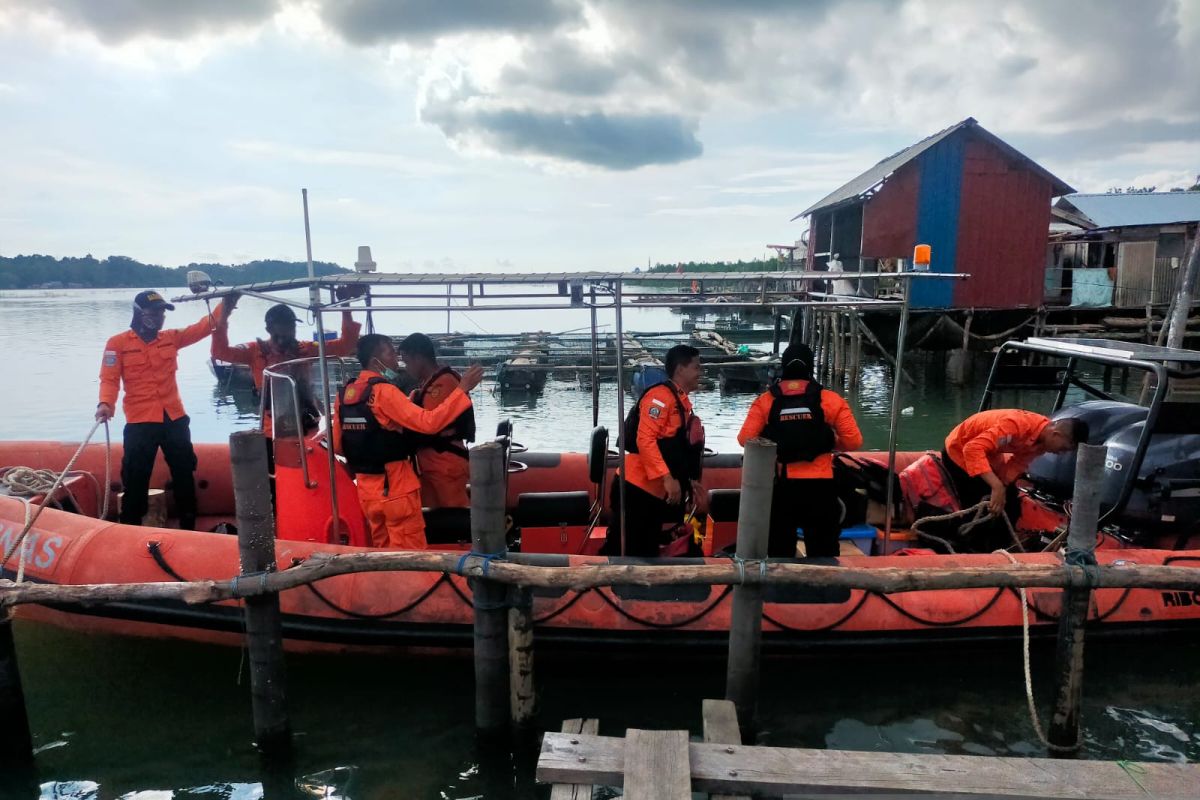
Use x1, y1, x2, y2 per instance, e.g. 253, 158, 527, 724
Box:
1100, 423, 1200, 538
1026, 401, 1147, 497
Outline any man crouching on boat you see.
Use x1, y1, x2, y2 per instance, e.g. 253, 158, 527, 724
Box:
334, 334, 483, 549
96, 290, 230, 531
603, 344, 707, 557
942, 410, 1088, 545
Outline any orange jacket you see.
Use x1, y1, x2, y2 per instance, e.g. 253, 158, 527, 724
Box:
737, 380, 863, 479
411, 368, 471, 508
99, 303, 226, 423
621, 382, 694, 498
334, 370, 473, 498
944, 409, 1051, 484
211, 311, 361, 391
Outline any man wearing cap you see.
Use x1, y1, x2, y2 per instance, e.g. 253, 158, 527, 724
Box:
737, 342, 863, 558
210, 296, 360, 436
96, 290, 231, 530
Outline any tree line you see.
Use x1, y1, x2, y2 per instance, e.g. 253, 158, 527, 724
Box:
644, 258, 790, 274
0, 254, 349, 290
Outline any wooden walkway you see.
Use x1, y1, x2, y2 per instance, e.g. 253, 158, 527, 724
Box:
538, 700, 1198, 799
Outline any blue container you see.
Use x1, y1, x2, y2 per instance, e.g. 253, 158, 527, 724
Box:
796, 523, 877, 556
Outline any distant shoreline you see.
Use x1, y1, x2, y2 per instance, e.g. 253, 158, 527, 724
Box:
0, 254, 349, 290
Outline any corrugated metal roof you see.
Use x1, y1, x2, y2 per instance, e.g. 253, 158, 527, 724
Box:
794, 117, 1074, 219
1054, 192, 1200, 229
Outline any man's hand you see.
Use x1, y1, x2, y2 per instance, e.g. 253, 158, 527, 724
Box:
223, 292, 240, 313
982, 472, 1006, 516
459, 364, 485, 393
663, 475, 683, 505
691, 480, 709, 514
95, 403, 114, 422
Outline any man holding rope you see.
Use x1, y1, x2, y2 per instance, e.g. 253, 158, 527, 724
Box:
96, 290, 230, 531
941, 410, 1087, 547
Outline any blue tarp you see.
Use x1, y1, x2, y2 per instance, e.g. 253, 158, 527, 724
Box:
1070, 268, 1114, 307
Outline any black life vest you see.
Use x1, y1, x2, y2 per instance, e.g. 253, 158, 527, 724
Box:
408, 366, 476, 457
337, 377, 413, 474
624, 382, 705, 482
763, 380, 836, 464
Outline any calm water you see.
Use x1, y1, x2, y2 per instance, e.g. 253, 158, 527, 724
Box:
1, 289, 1191, 798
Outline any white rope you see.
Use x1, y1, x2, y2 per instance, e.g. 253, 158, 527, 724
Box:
1, 420, 108, 578
996, 549, 1079, 753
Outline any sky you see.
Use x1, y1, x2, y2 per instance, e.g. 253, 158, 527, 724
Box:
0, 0, 1197, 273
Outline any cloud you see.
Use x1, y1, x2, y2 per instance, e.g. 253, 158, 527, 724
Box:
316, 0, 579, 44
421, 85, 703, 170
4, 0, 280, 43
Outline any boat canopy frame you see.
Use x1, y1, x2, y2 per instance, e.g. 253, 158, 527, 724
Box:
980, 336, 1200, 525
175, 267, 968, 555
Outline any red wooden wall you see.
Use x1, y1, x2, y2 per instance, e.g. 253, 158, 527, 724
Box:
952, 138, 1055, 308
861, 161, 920, 259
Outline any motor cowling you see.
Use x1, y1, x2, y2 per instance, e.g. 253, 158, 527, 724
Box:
1025, 401, 1146, 497
1100, 422, 1200, 538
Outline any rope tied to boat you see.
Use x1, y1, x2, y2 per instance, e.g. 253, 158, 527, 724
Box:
454, 550, 506, 578
728, 555, 768, 585
912, 500, 1027, 554
2, 420, 111, 581
997, 549, 1081, 754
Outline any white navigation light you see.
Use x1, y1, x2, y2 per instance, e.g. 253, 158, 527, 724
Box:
355, 245, 377, 273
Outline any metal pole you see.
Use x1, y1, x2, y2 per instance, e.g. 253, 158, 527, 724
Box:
590, 302, 600, 428
1165, 232, 1200, 351
725, 437, 777, 734
614, 280, 627, 556
882, 274, 913, 553
302, 190, 342, 544
470, 442, 510, 732
364, 286, 375, 334
231, 430, 291, 756
1049, 443, 1105, 755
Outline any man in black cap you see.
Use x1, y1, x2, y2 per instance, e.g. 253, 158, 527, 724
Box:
737, 342, 863, 558
97, 290, 231, 530
211, 298, 360, 436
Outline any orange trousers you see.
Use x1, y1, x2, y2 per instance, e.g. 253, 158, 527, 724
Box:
356, 467, 427, 549
417, 449, 470, 509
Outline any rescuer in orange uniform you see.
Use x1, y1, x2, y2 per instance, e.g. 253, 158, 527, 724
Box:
334, 334, 483, 549
738, 342, 863, 558
210, 294, 361, 436
398, 332, 474, 509
96, 290, 230, 530
943, 409, 1087, 518
604, 345, 707, 557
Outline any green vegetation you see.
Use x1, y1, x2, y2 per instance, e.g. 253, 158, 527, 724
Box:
0, 254, 349, 290
644, 258, 790, 274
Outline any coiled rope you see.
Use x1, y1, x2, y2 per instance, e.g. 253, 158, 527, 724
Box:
1, 420, 111, 582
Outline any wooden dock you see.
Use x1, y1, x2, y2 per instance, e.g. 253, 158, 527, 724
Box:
538, 700, 1198, 799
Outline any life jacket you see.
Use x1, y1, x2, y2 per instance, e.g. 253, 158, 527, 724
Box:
408, 366, 476, 458
337, 377, 413, 474
763, 379, 836, 465
899, 452, 961, 516
624, 382, 705, 482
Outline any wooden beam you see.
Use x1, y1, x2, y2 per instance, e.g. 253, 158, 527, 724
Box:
5, 555, 1200, 610
701, 700, 748, 800
623, 729, 690, 800
548, 719, 599, 800
538, 733, 1200, 798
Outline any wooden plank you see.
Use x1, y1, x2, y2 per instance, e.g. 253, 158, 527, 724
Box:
548, 719, 599, 800
702, 700, 748, 800
623, 729, 690, 800
537, 733, 1200, 799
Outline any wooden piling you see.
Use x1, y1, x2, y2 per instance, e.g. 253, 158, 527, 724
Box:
509, 585, 536, 728
471, 442, 510, 733
1048, 443, 1105, 755
231, 429, 290, 756
0, 610, 33, 766
724, 437, 776, 734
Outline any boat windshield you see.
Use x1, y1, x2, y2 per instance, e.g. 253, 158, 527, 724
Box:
263, 356, 360, 440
